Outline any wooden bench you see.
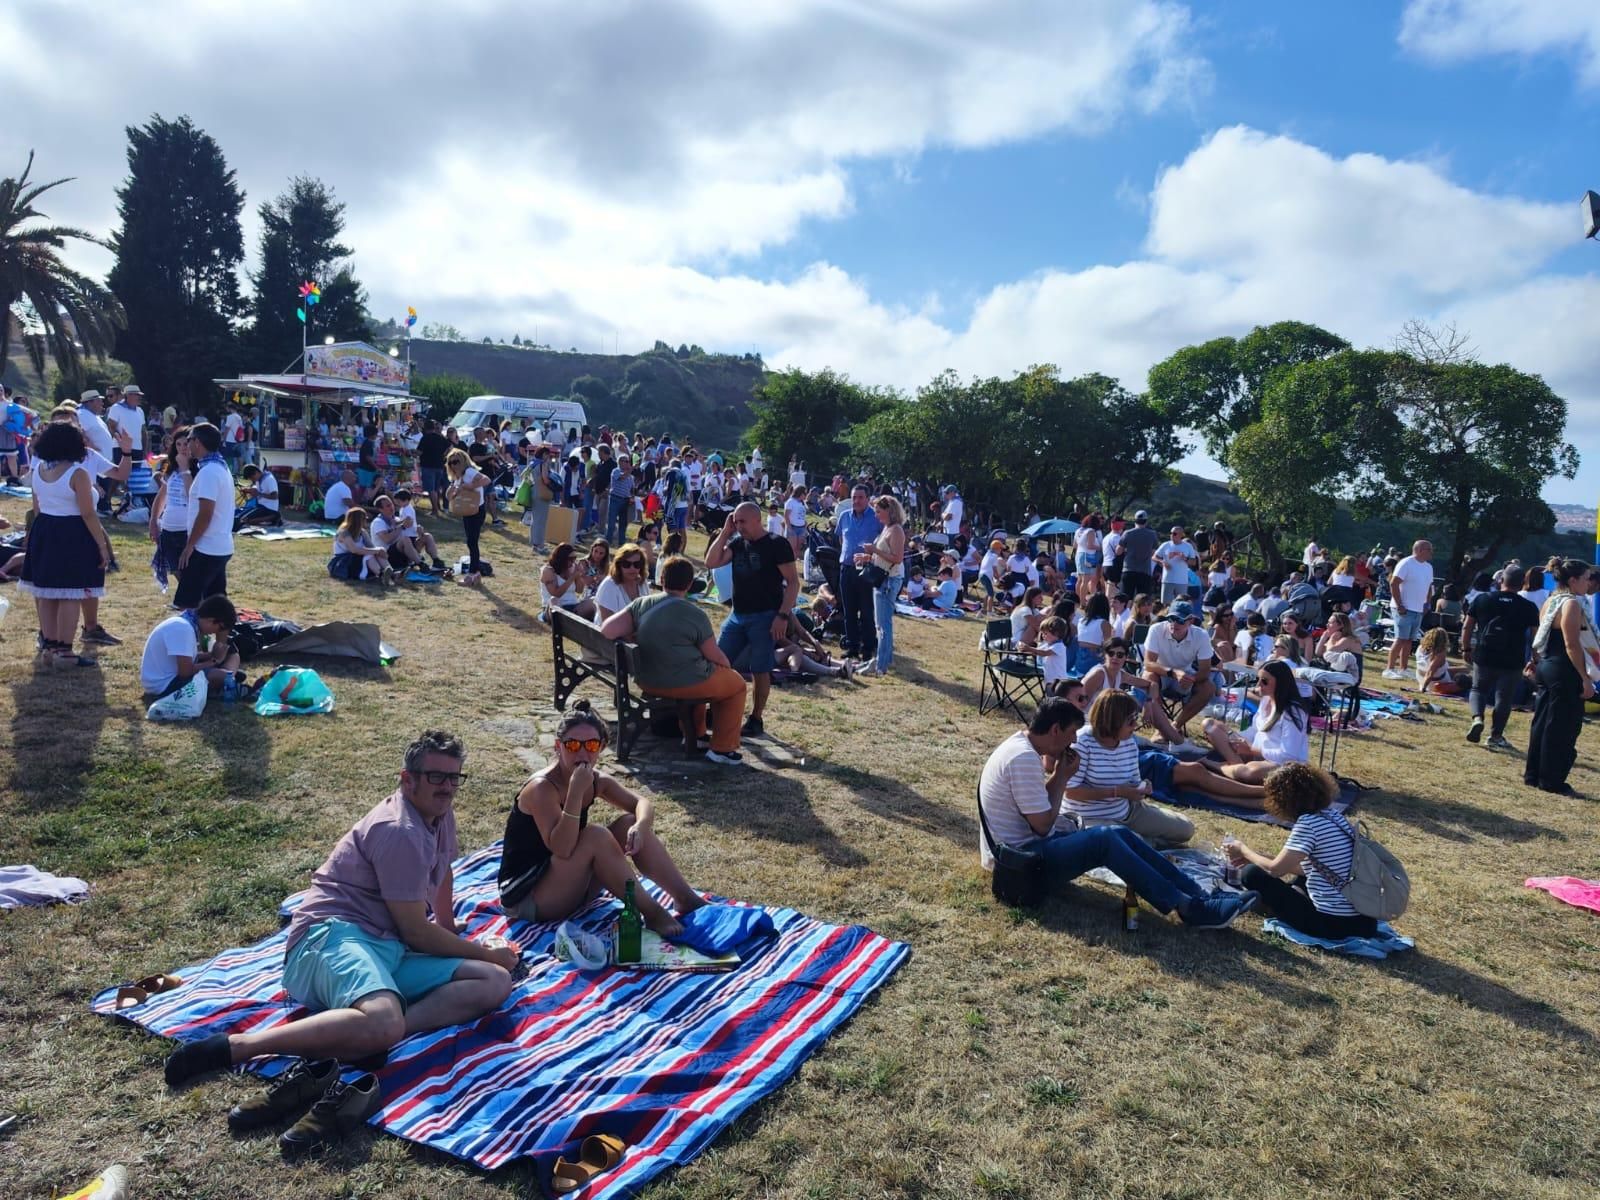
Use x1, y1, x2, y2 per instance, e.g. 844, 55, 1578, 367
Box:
550, 608, 696, 762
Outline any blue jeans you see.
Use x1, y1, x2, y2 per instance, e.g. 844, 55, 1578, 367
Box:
605, 497, 630, 545
1029, 824, 1204, 915
874, 576, 897, 671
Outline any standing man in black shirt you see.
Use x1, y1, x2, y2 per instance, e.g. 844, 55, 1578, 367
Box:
415, 420, 450, 516
706, 501, 799, 738
590, 444, 616, 543
1462, 564, 1543, 750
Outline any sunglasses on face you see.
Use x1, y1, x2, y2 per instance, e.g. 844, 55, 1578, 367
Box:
622, 559, 645, 568
1105, 650, 1127, 658
561, 737, 605, 753
420, 770, 468, 785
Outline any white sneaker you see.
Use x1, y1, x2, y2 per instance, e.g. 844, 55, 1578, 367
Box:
1381, 669, 1406, 680
856, 662, 881, 677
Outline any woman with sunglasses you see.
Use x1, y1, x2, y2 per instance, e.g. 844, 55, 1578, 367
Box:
1080, 638, 1191, 747
499, 700, 704, 932
1200, 659, 1312, 783
540, 543, 596, 621
594, 541, 651, 623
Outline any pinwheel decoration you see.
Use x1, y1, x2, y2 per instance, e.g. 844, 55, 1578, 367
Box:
405, 305, 418, 329
296, 281, 322, 324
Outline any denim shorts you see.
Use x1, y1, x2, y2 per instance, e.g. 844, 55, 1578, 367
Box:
1392, 609, 1422, 641
420, 466, 446, 493
284, 918, 464, 1012
1137, 748, 1178, 794
719, 609, 778, 674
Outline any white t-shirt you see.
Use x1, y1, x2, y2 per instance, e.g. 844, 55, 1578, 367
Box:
789, 468, 806, 488
1064, 728, 1141, 824
594, 575, 647, 616
500, 425, 520, 450
253, 470, 279, 512
1391, 555, 1434, 613
1520, 588, 1548, 610
323, 480, 354, 521
767, 511, 785, 537
687, 461, 704, 489
140, 614, 198, 694
1010, 604, 1045, 645
1076, 616, 1108, 648
748, 449, 763, 471
784, 497, 807, 529
223, 412, 244, 445
398, 503, 419, 531
1248, 701, 1310, 764
1040, 639, 1070, 683
1143, 621, 1210, 675
108, 401, 145, 446
1155, 539, 1196, 581
1111, 608, 1136, 639
1005, 553, 1038, 597
1102, 529, 1123, 564
158, 471, 190, 533
1235, 629, 1273, 665
371, 513, 403, 547
942, 495, 964, 535
1208, 569, 1229, 590
1285, 810, 1360, 916
1303, 541, 1321, 567
979, 550, 1002, 583
186, 460, 235, 556
978, 731, 1052, 870
1232, 592, 1262, 619
78, 408, 115, 460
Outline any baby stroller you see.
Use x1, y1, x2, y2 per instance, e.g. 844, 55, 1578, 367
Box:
697, 501, 734, 539
805, 521, 841, 596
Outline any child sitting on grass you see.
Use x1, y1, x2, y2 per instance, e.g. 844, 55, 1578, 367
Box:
1415, 626, 1464, 695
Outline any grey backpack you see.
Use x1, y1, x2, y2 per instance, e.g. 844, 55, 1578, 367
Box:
1307, 817, 1410, 921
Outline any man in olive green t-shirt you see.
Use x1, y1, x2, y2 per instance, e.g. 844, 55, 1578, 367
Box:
600, 555, 748, 763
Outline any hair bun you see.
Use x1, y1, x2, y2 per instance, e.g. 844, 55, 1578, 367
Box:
573, 699, 592, 713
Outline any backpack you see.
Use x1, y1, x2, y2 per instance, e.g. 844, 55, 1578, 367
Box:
1473, 595, 1524, 661
1306, 816, 1410, 921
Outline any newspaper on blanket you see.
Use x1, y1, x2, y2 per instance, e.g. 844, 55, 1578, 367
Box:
620, 927, 740, 972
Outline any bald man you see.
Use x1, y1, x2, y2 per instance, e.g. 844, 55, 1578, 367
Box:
704, 501, 799, 739
1384, 539, 1434, 678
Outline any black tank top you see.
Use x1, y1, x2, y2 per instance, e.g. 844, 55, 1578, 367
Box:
498, 773, 596, 905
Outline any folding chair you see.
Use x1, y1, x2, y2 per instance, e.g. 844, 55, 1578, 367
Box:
978, 618, 1045, 718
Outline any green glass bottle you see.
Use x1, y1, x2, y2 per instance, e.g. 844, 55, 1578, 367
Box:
617, 880, 643, 964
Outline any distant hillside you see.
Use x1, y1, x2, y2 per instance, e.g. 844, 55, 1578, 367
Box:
406, 339, 764, 450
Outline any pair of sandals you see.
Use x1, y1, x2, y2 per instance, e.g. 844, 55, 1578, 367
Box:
113, 972, 184, 1010
553, 1133, 627, 1194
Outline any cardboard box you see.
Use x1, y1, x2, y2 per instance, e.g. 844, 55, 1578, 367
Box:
545, 504, 578, 546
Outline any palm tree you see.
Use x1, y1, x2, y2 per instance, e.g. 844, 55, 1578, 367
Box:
0, 151, 125, 382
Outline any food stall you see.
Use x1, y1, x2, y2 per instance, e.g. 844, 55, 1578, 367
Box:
214, 342, 427, 505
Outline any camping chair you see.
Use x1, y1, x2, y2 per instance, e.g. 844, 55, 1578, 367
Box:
979, 618, 1045, 718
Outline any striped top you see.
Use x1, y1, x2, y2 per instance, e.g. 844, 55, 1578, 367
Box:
1064, 728, 1141, 823
1286, 810, 1360, 916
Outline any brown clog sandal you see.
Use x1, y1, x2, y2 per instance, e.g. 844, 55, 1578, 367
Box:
113, 985, 148, 1011
551, 1133, 628, 1193
134, 973, 184, 995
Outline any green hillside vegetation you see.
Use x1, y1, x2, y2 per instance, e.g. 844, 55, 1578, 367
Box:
403, 338, 764, 450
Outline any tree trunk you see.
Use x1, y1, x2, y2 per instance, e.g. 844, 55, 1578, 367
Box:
1445, 482, 1474, 588
1247, 510, 1285, 576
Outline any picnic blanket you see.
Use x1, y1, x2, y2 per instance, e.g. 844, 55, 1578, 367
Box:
1525, 876, 1600, 915
0, 484, 31, 498
90, 843, 909, 1190
1263, 918, 1414, 959
1086, 845, 1237, 895
238, 525, 336, 541
894, 603, 964, 619
1151, 774, 1358, 826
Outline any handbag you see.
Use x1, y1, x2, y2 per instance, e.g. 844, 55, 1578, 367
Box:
449, 486, 481, 517
1306, 815, 1410, 921
860, 561, 889, 589
977, 787, 1045, 908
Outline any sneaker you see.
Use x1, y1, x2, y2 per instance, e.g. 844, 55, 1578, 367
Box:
491, 517, 507, 527
164, 1031, 233, 1087
1486, 734, 1512, 750
740, 715, 764, 738
278, 1072, 382, 1159
840, 659, 854, 681
1466, 716, 1483, 743
705, 748, 745, 765
82, 625, 123, 646
228, 1058, 339, 1133
1181, 891, 1260, 930
1381, 669, 1406, 680
856, 662, 881, 677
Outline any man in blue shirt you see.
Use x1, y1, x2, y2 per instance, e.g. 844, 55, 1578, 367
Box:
835, 484, 880, 666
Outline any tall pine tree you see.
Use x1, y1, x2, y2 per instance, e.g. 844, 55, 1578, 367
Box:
108, 115, 244, 415
247, 177, 371, 369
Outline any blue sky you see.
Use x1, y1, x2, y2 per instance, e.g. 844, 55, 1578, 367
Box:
6, 0, 1600, 502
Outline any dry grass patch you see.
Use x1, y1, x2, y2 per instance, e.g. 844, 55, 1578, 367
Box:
2, 503, 1599, 1198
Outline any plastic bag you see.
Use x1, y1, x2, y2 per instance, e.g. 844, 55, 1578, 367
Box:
146, 673, 208, 721
252, 667, 335, 716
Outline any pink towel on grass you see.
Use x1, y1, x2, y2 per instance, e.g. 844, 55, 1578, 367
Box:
1525, 877, 1600, 914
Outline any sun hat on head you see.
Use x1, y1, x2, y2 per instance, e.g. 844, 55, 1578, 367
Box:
80, 389, 102, 403
124, 384, 143, 397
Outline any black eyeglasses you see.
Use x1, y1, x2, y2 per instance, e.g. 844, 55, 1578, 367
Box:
420, 770, 468, 785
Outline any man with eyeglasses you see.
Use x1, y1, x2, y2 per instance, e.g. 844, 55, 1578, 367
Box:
162, 729, 517, 1095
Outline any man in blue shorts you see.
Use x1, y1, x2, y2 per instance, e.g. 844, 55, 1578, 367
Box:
161, 731, 517, 1121
706, 501, 799, 739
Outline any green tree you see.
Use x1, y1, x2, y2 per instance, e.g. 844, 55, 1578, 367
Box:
1148, 321, 1350, 570
108, 115, 245, 412
247, 177, 372, 368
744, 367, 893, 473
0, 152, 124, 384
412, 371, 485, 423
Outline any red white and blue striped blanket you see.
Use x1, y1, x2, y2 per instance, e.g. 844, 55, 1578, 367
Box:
91, 843, 910, 1193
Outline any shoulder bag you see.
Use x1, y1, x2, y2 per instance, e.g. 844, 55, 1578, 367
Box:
1305, 815, 1409, 921
977, 786, 1046, 908
449, 481, 482, 517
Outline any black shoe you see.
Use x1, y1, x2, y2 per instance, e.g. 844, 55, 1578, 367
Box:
228, 1058, 339, 1132
1486, 734, 1512, 751
278, 1073, 382, 1159
1466, 716, 1483, 743
164, 1032, 232, 1087
82, 625, 123, 646
740, 715, 764, 738
1540, 783, 1579, 798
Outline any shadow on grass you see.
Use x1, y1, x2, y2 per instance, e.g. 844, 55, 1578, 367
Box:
196, 698, 274, 798
9, 653, 111, 810
813, 761, 974, 850
1389, 952, 1598, 1048
1370, 787, 1563, 845
894, 656, 986, 712
671, 759, 868, 869
478, 582, 543, 634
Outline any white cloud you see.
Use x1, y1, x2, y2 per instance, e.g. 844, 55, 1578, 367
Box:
1400, 0, 1600, 85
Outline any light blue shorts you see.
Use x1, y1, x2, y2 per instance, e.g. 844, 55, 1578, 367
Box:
1391, 609, 1422, 642
284, 917, 465, 1012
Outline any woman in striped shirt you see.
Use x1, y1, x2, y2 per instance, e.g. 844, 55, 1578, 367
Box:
1223, 762, 1377, 939
1065, 690, 1194, 847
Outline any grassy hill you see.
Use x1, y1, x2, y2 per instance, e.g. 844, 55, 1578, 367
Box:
408, 339, 764, 451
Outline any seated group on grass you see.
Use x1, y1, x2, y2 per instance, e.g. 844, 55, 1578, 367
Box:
329, 493, 450, 585
163, 720, 709, 1146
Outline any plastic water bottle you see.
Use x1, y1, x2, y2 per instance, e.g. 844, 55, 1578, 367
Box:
1220, 834, 1241, 887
